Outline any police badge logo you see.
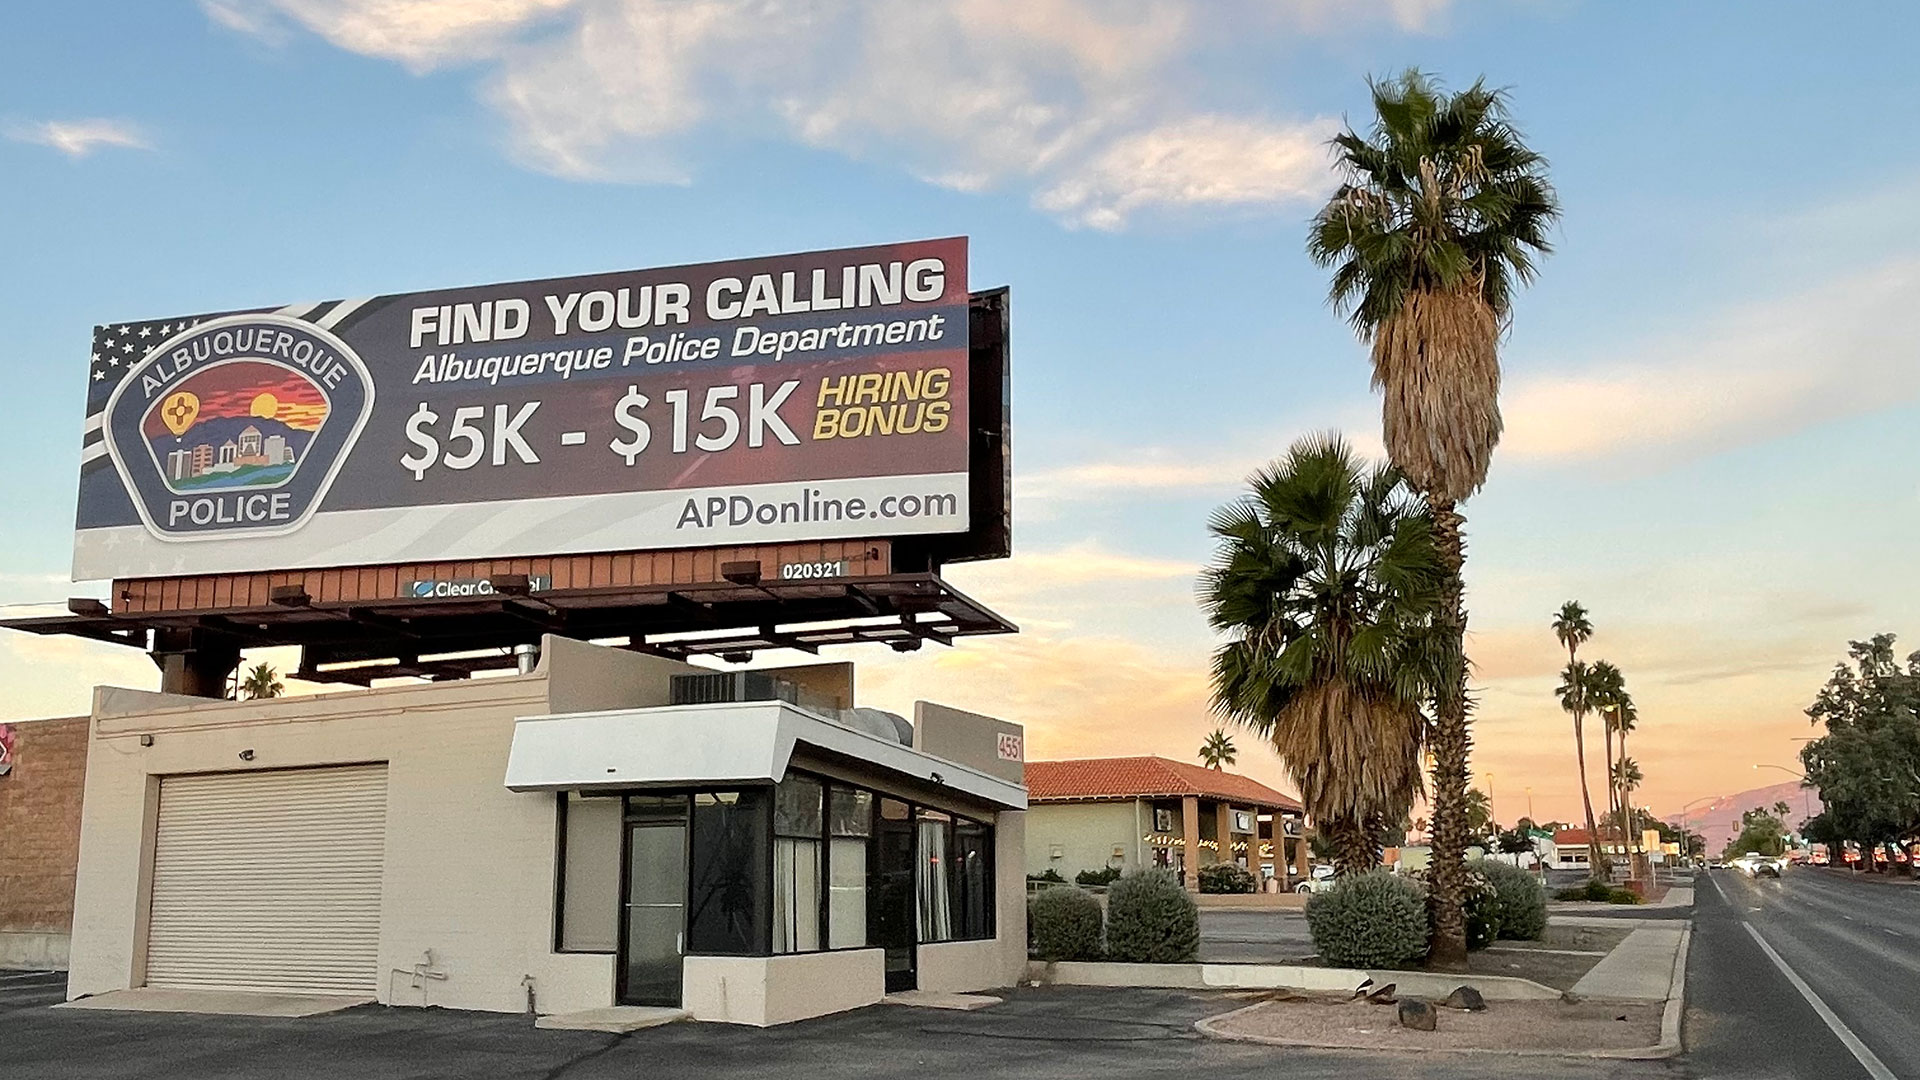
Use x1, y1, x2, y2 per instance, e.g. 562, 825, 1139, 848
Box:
100, 314, 374, 541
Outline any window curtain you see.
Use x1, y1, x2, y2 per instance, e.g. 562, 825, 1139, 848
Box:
828, 837, 868, 949
773, 837, 821, 953
916, 818, 952, 942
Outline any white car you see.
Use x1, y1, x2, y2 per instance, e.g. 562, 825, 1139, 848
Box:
1731, 852, 1783, 878
1294, 864, 1337, 894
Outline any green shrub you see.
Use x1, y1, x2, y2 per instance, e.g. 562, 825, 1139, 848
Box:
1028, 868, 1066, 885
1606, 887, 1644, 905
1103, 869, 1199, 963
1306, 869, 1429, 969
1075, 866, 1123, 887
1198, 862, 1257, 894
1028, 887, 1104, 961
1554, 879, 1613, 902
1477, 860, 1548, 941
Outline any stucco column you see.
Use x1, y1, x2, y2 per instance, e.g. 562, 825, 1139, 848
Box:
1216, 802, 1235, 866
1180, 795, 1201, 890
1293, 816, 1310, 879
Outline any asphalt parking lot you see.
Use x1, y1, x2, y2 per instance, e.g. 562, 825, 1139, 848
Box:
0, 976, 1687, 1080
1197, 908, 1316, 962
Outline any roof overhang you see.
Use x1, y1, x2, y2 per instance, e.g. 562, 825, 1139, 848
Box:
1028, 794, 1304, 812
0, 572, 1016, 682
504, 700, 1027, 810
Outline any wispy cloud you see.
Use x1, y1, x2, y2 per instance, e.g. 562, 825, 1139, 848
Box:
1502, 256, 1920, 467
197, 0, 1445, 228
6, 119, 151, 157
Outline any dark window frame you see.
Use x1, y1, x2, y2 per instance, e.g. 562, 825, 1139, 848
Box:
551, 774, 998, 961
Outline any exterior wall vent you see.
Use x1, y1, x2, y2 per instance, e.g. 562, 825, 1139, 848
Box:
669, 671, 800, 707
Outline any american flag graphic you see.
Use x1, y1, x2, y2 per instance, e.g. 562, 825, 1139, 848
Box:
80, 297, 375, 478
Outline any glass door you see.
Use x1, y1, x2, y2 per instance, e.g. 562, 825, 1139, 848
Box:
869, 797, 917, 992
620, 798, 688, 1006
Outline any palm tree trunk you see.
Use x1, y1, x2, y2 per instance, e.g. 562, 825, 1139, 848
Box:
1424, 499, 1471, 971
1603, 720, 1618, 874
1328, 815, 1380, 878
1573, 708, 1603, 879
1568, 647, 1604, 879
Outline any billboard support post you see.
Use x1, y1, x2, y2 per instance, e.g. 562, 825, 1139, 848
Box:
152, 628, 241, 698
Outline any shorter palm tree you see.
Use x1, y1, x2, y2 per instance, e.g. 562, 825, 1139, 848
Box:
1199, 729, 1238, 770
1463, 787, 1494, 838
239, 661, 284, 701
1202, 434, 1443, 875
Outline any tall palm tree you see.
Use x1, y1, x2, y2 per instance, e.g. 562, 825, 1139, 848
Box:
1201, 434, 1443, 876
1309, 70, 1559, 967
1585, 660, 1626, 822
239, 661, 283, 701
1198, 728, 1238, 770
1552, 602, 1604, 878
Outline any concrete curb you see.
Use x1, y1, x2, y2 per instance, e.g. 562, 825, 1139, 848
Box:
1027, 960, 1561, 1000
1191, 924, 1693, 1061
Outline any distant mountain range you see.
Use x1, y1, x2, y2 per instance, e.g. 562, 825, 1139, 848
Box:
1659, 780, 1822, 853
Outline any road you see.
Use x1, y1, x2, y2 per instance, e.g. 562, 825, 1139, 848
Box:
1687, 868, 1920, 1078
6, 872, 1918, 1078
1197, 908, 1314, 963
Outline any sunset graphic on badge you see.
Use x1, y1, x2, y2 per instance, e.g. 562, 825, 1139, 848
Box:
141, 361, 330, 494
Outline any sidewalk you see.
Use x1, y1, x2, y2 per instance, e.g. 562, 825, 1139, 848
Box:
1568, 922, 1686, 1000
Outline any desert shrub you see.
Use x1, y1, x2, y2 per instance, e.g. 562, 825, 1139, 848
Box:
1075, 866, 1123, 887
1606, 887, 1644, 905
1198, 862, 1258, 894
1555, 879, 1613, 902
1028, 887, 1104, 961
1477, 860, 1548, 941
1306, 869, 1429, 969
1104, 869, 1199, 963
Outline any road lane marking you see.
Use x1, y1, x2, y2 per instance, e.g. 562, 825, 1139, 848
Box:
1742, 923, 1897, 1080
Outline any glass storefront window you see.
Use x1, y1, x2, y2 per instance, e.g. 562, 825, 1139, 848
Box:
915, 809, 953, 942
773, 777, 823, 954
687, 790, 769, 955
951, 816, 994, 940
829, 788, 872, 949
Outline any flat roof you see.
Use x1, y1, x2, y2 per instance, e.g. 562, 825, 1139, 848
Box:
505, 700, 1028, 810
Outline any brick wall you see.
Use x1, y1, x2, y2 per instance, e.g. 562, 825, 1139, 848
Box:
0, 716, 89, 933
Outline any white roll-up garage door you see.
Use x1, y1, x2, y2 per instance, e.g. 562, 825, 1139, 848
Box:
146, 764, 387, 995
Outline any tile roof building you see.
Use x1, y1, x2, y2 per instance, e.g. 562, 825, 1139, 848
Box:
1024, 756, 1307, 891
1026, 756, 1303, 811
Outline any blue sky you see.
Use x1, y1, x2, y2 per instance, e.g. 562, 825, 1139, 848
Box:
5, 0, 1918, 821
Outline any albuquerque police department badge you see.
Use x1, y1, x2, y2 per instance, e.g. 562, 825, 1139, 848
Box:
100, 314, 374, 541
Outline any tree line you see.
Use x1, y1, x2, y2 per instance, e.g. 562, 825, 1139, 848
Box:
1800, 634, 1920, 866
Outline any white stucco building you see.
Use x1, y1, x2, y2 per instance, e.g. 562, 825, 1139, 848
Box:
64, 635, 1027, 1025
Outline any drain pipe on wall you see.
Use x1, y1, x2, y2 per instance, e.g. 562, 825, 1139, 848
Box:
389, 949, 449, 1005
522, 974, 538, 1015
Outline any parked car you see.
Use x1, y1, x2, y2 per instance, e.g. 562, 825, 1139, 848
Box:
1294, 864, 1336, 894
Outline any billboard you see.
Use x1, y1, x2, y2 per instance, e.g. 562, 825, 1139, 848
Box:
75, 238, 970, 580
